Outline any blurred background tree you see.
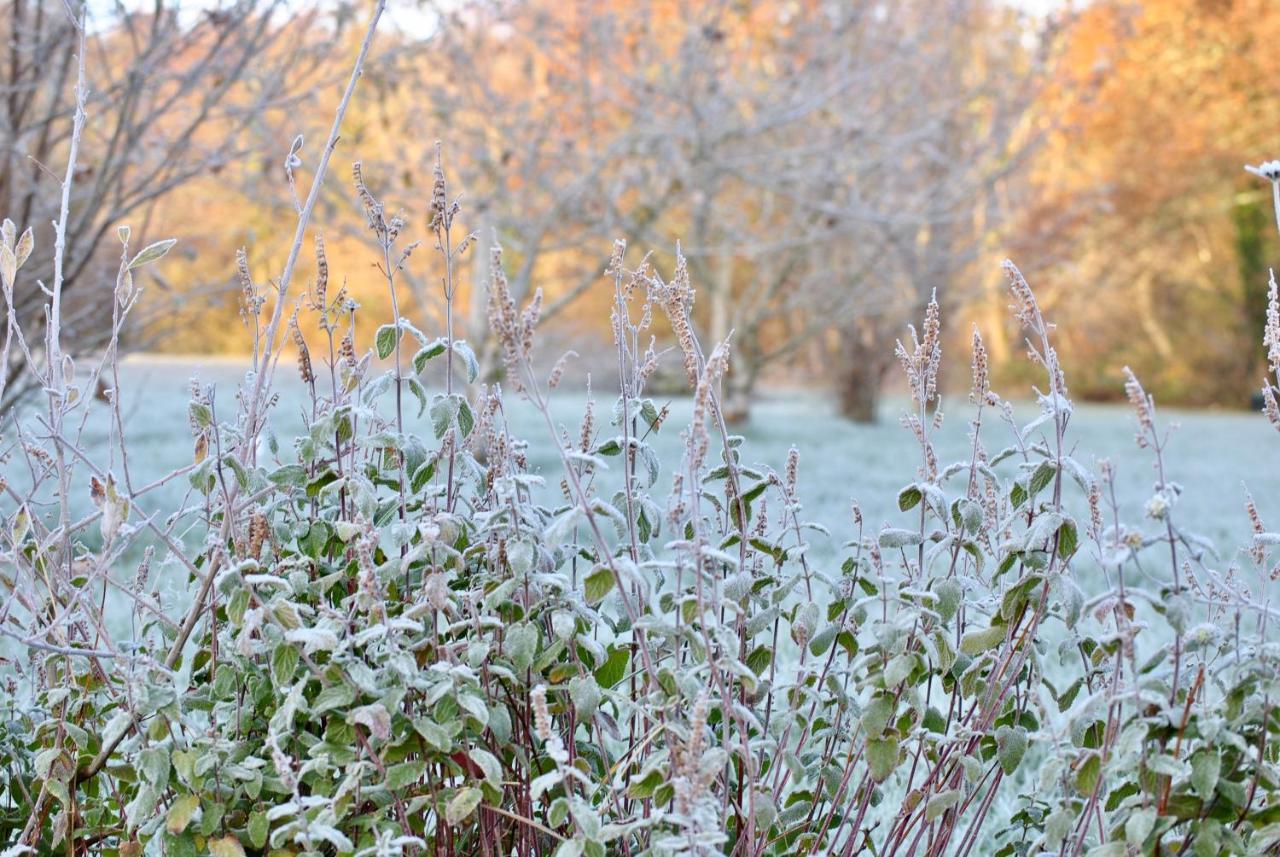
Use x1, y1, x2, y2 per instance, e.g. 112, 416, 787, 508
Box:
312, 0, 1046, 421
1006, 0, 1280, 406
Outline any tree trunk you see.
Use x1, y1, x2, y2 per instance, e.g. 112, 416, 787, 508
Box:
721, 363, 756, 425
839, 372, 881, 422
836, 318, 894, 423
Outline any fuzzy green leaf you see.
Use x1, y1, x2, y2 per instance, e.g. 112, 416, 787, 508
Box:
584, 566, 616, 605
447, 787, 483, 824
866, 736, 899, 782
128, 238, 177, 270
376, 323, 400, 359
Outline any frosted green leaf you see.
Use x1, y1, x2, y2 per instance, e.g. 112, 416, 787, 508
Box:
862, 695, 895, 738
1191, 750, 1220, 797
879, 528, 922, 549
883, 653, 916, 688
165, 794, 200, 835
446, 787, 483, 824
925, 789, 961, 821
207, 836, 245, 857
271, 644, 299, 687
551, 610, 575, 641
960, 625, 1005, 655
584, 567, 616, 605
506, 623, 539, 671
934, 578, 963, 624
553, 842, 584, 857
995, 725, 1027, 775
128, 238, 177, 270
387, 760, 426, 791
866, 736, 898, 782
125, 785, 158, 832
1125, 807, 1156, 846
569, 675, 600, 718
469, 748, 503, 789
139, 745, 170, 787
350, 703, 392, 741
376, 323, 400, 359
247, 810, 269, 849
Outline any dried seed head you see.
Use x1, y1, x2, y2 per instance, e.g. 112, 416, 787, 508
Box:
429, 142, 449, 231
487, 246, 522, 385
580, 385, 595, 453
901, 413, 938, 481
1122, 367, 1154, 447
608, 239, 627, 275
355, 533, 385, 622
1246, 488, 1266, 564
312, 233, 329, 311
1003, 259, 1038, 330
353, 161, 387, 239
970, 326, 989, 404
248, 511, 270, 560
237, 248, 263, 321
785, 446, 800, 498
1088, 480, 1103, 542
896, 291, 943, 410
921, 292, 941, 401
531, 684, 553, 742
387, 214, 406, 244
652, 402, 670, 433
667, 470, 686, 527
649, 246, 699, 386
1265, 271, 1280, 375
24, 442, 53, 468
521, 290, 542, 355
687, 691, 709, 761
290, 313, 314, 384
133, 545, 154, 593
1263, 383, 1280, 432
689, 341, 730, 474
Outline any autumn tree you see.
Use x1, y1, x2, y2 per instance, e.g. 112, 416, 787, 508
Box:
345, 0, 1043, 421
1007, 0, 1280, 405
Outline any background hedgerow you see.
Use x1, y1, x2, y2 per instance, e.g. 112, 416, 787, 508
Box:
3, 5, 1280, 857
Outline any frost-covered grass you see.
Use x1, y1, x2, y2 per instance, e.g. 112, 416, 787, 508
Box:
90, 355, 1280, 564
26, 352, 1272, 660
22, 353, 1270, 651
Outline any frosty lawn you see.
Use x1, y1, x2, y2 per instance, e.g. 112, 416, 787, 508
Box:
82, 356, 1280, 573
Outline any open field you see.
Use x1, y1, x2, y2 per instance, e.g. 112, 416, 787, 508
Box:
72, 355, 1280, 565
14, 352, 1277, 664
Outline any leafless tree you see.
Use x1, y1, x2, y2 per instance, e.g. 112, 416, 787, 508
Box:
822, 0, 1047, 421
0, 0, 322, 412
358, 0, 1046, 420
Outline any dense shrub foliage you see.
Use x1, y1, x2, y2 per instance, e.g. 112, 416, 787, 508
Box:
3, 15, 1280, 856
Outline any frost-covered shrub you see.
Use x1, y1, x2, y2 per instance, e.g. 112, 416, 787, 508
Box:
3, 23, 1280, 857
